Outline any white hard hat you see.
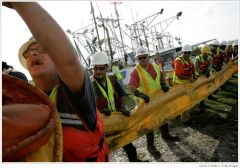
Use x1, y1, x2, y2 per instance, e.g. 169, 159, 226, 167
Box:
18, 37, 37, 69
182, 44, 192, 52
135, 46, 149, 58
91, 52, 109, 66
220, 41, 227, 46
232, 40, 238, 47
211, 40, 220, 46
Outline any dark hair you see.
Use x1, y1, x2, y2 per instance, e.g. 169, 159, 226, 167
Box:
2, 61, 28, 81
2, 61, 13, 71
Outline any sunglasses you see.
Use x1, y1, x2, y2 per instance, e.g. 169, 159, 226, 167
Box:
138, 56, 147, 60
23, 45, 46, 59
93, 66, 106, 71
183, 52, 192, 55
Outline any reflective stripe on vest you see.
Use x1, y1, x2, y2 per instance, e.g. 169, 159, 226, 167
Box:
173, 55, 193, 84
112, 65, 123, 80
135, 63, 161, 94
50, 85, 84, 127
95, 75, 116, 111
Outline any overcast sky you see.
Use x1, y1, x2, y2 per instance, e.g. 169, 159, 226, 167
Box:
1, 1, 239, 79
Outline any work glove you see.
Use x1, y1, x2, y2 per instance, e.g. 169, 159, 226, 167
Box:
161, 83, 169, 92
205, 70, 211, 78
189, 75, 197, 82
119, 109, 130, 117
215, 65, 222, 72
101, 108, 112, 116
134, 90, 150, 103
193, 75, 198, 80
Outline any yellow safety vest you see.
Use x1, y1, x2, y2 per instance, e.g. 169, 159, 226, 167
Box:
135, 63, 161, 94
96, 75, 116, 111
112, 65, 123, 80
173, 56, 193, 85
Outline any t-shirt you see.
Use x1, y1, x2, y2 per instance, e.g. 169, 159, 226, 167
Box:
128, 63, 157, 88
8, 71, 28, 82
55, 69, 96, 132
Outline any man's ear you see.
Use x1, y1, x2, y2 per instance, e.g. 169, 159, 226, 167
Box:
105, 64, 109, 71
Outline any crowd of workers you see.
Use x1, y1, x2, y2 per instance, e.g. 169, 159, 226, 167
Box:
2, 2, 238, 162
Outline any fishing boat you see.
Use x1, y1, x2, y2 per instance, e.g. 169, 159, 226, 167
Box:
67, 2, 183, 68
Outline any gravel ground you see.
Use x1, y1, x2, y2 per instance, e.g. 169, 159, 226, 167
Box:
110, 77, 238, 162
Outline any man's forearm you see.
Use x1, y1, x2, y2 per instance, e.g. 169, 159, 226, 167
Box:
10, 2, 84, 92
11, 3, 77, 65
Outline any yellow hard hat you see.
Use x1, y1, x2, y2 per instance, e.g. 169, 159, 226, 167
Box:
201, 45, 210, 54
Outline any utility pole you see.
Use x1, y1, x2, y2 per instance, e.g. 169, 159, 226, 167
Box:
90, 2, 102, 51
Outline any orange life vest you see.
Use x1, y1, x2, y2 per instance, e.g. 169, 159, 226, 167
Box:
212, 55, 220, 65
61, 110, 109, 162
196, 55, 210, 73
177, 56, 194, 75
50, 85, 109, 162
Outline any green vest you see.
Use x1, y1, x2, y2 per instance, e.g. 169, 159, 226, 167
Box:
96, 75, 116, 111
112, 65, 123, 80
135, 63, 161, 94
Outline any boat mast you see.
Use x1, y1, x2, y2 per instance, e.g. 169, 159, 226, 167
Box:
113, 2, 127, 66
97, 11, 114, 62
127, 9, 164, 50
90, 2, 102, 51
103, 24, 114, 62
150, 11, 182, 50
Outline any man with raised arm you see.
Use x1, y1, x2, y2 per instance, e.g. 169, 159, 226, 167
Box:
3, 2, 109, 162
